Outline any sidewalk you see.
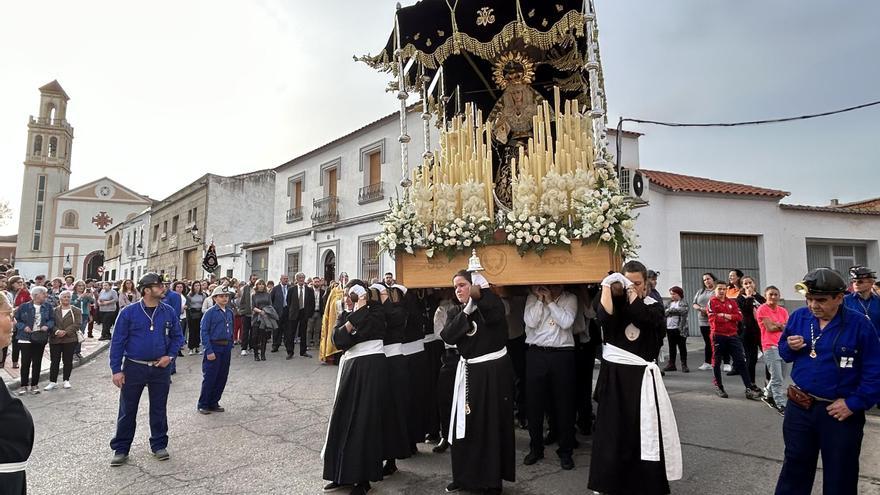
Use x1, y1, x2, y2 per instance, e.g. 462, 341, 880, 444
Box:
2, 335, 110, 389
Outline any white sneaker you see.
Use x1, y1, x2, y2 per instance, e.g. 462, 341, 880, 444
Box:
44, 382, 58, 391
722, 364, 732, 372
240, 350, 248, 356
698, 363, 712, 371
188, 349, 194, 356
18, 387, 28, 396
63, 381, 72, 389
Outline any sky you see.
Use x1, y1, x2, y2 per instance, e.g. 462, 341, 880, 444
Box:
1, 0, 878, 236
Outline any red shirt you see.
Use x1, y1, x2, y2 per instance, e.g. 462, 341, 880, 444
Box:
708, 296, 742, 337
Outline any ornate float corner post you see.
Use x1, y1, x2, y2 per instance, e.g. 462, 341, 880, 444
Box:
395, 3, 412, 194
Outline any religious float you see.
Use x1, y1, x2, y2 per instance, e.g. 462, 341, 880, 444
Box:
362, 0, 636, 287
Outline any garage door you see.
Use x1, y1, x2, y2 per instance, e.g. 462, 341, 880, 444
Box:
680, 234, 761, 332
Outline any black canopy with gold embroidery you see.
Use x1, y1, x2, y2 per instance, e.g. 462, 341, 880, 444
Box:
361, 0, 601, 117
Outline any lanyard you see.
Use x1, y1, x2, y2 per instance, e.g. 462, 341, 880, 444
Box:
140, 302, 157, 332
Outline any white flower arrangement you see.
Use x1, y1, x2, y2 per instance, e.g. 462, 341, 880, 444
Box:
500, 210, 571, 256
572, 165, 639, 257
377, 199, 426, 257
432, 182, 458, 223
539, 170, 571, 219
410, 180, 434, 226
458, 179, 488, 219
512, 174, 539, 216
426, 215, 493, 259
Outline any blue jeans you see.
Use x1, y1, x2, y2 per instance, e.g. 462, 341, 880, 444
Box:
776, 399, 865, 494
763, 346, 790, 406
198, 345, 232, 410
110, 360, 172, 454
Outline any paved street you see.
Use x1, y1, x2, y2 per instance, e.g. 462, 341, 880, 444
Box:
20, 347, 880, 495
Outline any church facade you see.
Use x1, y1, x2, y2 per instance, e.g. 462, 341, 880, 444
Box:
14, 81, 151, 281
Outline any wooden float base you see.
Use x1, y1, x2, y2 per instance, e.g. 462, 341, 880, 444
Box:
395, 242, 621, 288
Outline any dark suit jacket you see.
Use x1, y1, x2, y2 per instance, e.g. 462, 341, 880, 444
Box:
286, 284, 315, 322
270, 284, 291, 321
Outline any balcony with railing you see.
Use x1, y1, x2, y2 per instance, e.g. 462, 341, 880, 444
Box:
286, 206, 303, 223
358, 182, 385, 204
312, 196, 340, 225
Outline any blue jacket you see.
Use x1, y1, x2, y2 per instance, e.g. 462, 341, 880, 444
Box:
162, 290, 182, 317
200, 304, 234, 356
109, 301, 185, 374
843, 292, 880, 334
14, 302, 55, 342
779, 306, 880, 411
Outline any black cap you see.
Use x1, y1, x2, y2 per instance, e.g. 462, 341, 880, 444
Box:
849, 265, 877, 280
795, 268, 847, 296
137, 272, 163, 292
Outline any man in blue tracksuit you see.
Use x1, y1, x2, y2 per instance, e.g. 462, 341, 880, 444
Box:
108, 273, 184, 467
197, 286, 234, 414
775, 268, 880, 494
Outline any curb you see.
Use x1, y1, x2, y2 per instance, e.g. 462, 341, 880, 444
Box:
3, 340, 110, 391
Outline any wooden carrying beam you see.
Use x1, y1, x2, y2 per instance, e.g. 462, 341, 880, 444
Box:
396, 243, 621, 288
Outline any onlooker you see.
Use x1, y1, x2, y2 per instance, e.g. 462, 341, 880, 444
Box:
118, 280, 138, 308
692, 273, 718, 371
3, 276, 30, 369
707, 281, 761, 400
664, 286, 690, 372
46, 278, 64, 308
14, 286, 54, 395
755, 286, 789, 414
237, 275, 257, 357
45, 291, 82, 390
736, 276, 766, 384
97, 282, 119, 340
250, 280, 274, 361
71, 280, 93, 360
726, 269, 743, 299
186, 281, 206, 355
307, 276, 326, 349
63, 275, 76, 291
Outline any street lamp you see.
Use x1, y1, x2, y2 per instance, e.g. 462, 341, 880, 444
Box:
191, 224, 202, 244
136, 242, 144, 257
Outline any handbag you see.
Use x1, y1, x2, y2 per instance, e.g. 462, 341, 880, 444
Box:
77, 330, 86, 343
29, 329, 49, 344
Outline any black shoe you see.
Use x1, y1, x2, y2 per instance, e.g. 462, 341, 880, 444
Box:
445, 482, 461, 493
745, 388, 762, 401
715, 388, 729, 399
210, 405, 225, 412
110, 452, 128, 467
433, 438, 450, 453
349, 482, 370, 495
543, 434, 556, 446
286, 354, 294, 360
484, 489, 502, 495
775, 405, 785, 416
177, 350, 184, 357
198, 408, 212, 414
152, 449, 170, 461
425, 433, 440, 443
254, 353, 261, 361
681, 364, 690, 373
382, 460, 398, 476
560, 455, 575, 470
523, 450, 544, 465
301, 352, 313, 358
261, 355, 267, 361
323, 482, 346, 492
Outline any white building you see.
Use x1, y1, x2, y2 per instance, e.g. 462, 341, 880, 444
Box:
13, 81, 151, 280
116, 208, 151, 282
265, 108, 435, 283
634, 169, 880, 323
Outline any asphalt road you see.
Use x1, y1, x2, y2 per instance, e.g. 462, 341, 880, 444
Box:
19, 348, 880, 495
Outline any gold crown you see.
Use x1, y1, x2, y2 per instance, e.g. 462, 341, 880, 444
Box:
492, 52, 536, 90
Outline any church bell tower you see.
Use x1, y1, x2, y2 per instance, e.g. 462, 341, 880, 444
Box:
15, 80, 75, 272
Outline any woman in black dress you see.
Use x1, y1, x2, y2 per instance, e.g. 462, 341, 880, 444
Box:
736, 276, 766, 385
588, 261, 681, 495
0, 292, 34, 495
250, 280, 273, 361
322, 281, 387, 495
440, 270, 515, 494
376, 284, 411, 476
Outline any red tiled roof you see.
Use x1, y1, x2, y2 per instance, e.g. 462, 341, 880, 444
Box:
641, 169, 790, 198
780, 204, 880, 216
835, 197, 880, 211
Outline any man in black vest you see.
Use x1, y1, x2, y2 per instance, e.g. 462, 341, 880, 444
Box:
286, 272, 314, 359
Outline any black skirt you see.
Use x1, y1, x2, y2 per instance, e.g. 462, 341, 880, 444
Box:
450, 355, 516, 490
588, 361, 669, 495
423, 339, 445, 436
382, 355, 412, 460
322, 353, 387, 484
405, 349, 429, 444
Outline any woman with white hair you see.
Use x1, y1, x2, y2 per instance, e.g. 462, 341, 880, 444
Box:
14, 286, 55, 395
45, 290, 82, 390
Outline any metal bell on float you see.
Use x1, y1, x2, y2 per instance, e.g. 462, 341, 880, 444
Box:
467, 249, 484, 273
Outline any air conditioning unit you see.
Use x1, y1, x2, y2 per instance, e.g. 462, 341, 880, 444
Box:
618, 167, 649, 201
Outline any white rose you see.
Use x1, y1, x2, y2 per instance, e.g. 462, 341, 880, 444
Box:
428, 233, 435, 241
596, 215, 605, 223
543, 237, 550, 244
518, 213, 527, 222
601, 201, 610, 211
611, 195, 622, 205
507, 212, 516, 221
463, 239, 472, 247
549, 230, 557, 237
468, 223, 475, 229
425, 248, 435, 258
474, 236, 481, 243
533, 235, 541, 243
603, 221, 610, 229
548, 222, 556, 229
600, 232, 612, 241
507, 233, 515, 241
515, 238, 523, 246
514, 222, 522, 229
389, 233, 397, 241
388, 225, 397, 233
389, 241, 397, 250
478, 224, 487, 231
622, 219, 634, 229
455, 228, 463, 235
405, 245, 414, 254
539, 228, 547, 236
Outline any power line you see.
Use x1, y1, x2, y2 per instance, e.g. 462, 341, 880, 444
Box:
618, 98, 880, 128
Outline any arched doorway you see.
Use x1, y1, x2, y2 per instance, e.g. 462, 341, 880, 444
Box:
83, 250, 104, 281
323, 250, 336, 283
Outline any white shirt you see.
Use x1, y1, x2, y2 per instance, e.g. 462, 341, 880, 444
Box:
62, 308, 72, 319
523, 292, 577, 348
33, 304, 42, 329
314, 288, 321, 311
